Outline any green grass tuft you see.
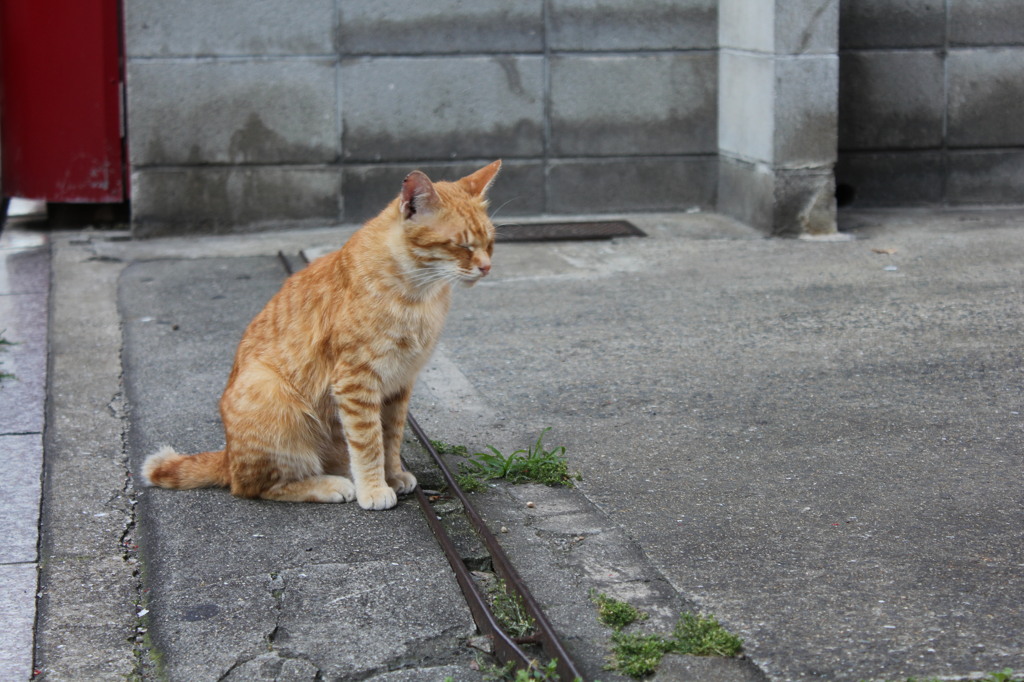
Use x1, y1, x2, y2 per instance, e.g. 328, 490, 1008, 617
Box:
0, 330, 15, 383
607, 632, 674, 677
456, 428, 580, 490
455, 658, 579, 682
601, 609, 744, 678
875, 669, 1019, 682
455, 472, 488, 492
487, 578, 535, 639
672, 612, 744, 657
591, 590, 647, 631
430, 439, 468, 457
980, 670, 1017, 682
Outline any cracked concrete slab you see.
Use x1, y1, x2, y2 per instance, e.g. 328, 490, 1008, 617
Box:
272, 561, 477, 678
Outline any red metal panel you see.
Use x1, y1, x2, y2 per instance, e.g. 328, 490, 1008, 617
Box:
1, 0, 125, 202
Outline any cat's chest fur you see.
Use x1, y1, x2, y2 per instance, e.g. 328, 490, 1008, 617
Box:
366, 294, 450, 395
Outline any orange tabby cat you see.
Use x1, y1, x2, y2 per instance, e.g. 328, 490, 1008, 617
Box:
142, 160, 501, 510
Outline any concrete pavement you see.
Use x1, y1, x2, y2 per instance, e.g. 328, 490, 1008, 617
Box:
6, 208, 1024, 680
0, 224, 49, 681
424, 209, 1024, 680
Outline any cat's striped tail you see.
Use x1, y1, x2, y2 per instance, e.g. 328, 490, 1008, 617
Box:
142, 446, 231, 490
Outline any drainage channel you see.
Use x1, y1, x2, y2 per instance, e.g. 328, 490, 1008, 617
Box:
278, 251, 584, 681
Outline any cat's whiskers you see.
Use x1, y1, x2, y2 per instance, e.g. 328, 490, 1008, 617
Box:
403, 264, 446, 284
401, 263, 461, 293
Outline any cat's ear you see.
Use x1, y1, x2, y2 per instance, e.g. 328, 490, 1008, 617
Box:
459, 160, 502, 198
401, 171, 440, 221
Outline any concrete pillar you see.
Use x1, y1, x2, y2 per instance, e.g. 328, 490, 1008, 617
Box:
717, 0, 839, 236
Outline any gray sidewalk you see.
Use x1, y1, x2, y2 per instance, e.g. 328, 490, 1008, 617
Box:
9, 208, 1024, 681
0, 226, 49, 681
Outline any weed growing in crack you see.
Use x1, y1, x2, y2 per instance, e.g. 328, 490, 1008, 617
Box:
607, 632, 673, 678
0, 331, 16, 383
672, 612, 744, 657
456, 472, 488, 493
871, 670, 1019, 682
455, 429, 580, 491
430, 439, 468, 457
457, 657, 579, 682
590, 590, 647, 631
487, 578, 535, 639
593, 600, 744, 678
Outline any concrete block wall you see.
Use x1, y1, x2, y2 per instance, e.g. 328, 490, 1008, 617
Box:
836, 0, 1024, 207
123, 1, 1023, 236
716, 0, 840, 236
125, 0, 719, 235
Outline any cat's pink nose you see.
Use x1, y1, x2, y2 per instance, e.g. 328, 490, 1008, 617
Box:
478, 263, 491, 276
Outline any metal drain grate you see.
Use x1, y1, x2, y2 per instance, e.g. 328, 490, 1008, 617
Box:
494, 220, 645, 242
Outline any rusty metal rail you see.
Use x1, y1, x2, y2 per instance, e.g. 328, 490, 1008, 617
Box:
411, 481, 536, 671
407, 414, 584, 681
279, 251, 583, 680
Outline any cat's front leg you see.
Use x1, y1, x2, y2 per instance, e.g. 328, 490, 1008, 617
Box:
333, 376, 397, 510
382, 387, 417, 494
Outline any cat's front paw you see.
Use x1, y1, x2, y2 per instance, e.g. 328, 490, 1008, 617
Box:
357, 485, 398, 510
387, 471, 417, 495
320, 475, 356, 503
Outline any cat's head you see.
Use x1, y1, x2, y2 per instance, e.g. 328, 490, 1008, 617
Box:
398, 160, 501, 288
